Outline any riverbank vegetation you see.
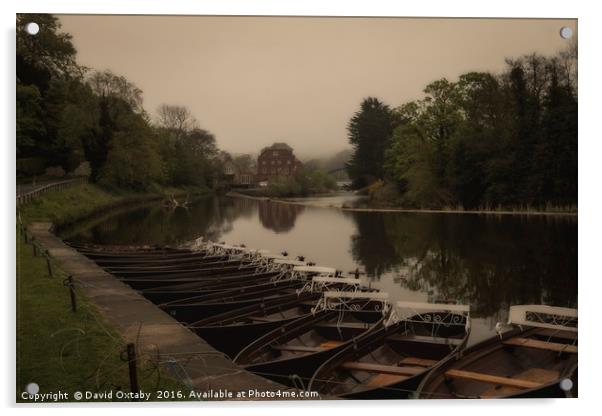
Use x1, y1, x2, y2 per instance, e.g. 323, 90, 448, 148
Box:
18, 182, 206, 227
347, 44, 577, 212
17, 14, 224, 192
16, 227, 188, 401
266, 166, 338, 197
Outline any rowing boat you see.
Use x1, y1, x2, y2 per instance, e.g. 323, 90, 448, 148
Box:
189, 293, 321, 358
307, 301, 471, 399
188, 276, 374, 358
415, 304, 577, 399
233, 291, 390, 387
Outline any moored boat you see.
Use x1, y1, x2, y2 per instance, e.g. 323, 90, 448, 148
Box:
415, 304, 577, 399
307, 301, 471, 399
233, 291, 391, 388
188, 276, 373, 357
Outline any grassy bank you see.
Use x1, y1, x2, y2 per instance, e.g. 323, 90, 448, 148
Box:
16, 183, 205, 401
16, 229, 190, 402
19, 183, 209, 227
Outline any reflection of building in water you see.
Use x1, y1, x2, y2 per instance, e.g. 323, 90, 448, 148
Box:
258, 201, 304, 233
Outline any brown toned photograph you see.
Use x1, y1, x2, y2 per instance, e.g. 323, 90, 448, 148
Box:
15, 12, 577, 403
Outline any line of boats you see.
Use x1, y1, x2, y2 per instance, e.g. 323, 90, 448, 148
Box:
68, 240, 578, 399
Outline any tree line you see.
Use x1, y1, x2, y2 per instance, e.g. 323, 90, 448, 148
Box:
346, 44, 577, 210
17, 14, 222, 191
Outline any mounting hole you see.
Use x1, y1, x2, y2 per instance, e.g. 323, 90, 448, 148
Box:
25, 382, 40, 395
559, 378, 573, 391
560, 26, 573, 40
25, 22, 39, 35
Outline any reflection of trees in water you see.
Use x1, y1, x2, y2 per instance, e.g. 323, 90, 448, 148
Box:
349, 212, 401, 279
350, 212, 577, 317
258, 201, 304, 233
70, 196, 257, 245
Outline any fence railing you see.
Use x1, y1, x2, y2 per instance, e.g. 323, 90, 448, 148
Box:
16, 177, 88, 206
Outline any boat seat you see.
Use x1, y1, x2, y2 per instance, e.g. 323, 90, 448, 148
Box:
320, 340, 343, 349
535, 328, 578, 341
398, 357, 437, 367
250, 316, 279, 323
367, 374, 408, 387
387, 334, 463, 346
341, 361, 424, 376
479, 368, 560, 398
503, 337, 577, 353
444, 369, 543, 389
315, 322, 371, 329
271, 344, 322, 353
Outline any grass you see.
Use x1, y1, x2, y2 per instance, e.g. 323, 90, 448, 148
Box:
16, 182, 208, 402
16, 229, 192, 402
19, 183, 208, 227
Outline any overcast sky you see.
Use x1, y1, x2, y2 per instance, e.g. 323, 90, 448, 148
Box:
57, 15, 576, 159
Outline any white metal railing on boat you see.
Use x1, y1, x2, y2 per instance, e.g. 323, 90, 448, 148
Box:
311, 290, 391, 316
505, 304, 577, 333
386, 301, 471, 329
296, 276, 364, 295
293, 265, 337, 275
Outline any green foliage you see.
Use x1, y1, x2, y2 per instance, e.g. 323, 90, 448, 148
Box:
346, 97, 398, 188
16, 13, 80, 90
16, 229, 188, 401
16, 15, 223, 192
16, 84, 46, 157
162, 128, 219, 187
100, 127, 166, 191
16, 157, 46, 176
267, 167, 337, 197
377, 47, 578, 210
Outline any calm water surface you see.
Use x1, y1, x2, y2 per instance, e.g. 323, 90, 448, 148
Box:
63, 194, 577, 345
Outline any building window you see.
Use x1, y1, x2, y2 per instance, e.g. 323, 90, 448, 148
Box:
287, 160, 291, 165
273, 151, 279, 156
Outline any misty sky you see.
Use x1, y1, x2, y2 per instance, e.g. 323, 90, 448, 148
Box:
57, 15, 576, 159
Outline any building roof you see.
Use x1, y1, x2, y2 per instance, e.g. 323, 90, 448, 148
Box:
260, 142, 293, 154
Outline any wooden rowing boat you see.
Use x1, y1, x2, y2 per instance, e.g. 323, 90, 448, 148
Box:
107, 263, 259, 278
189, 293, 321, 358
140, 274, 279, 303
119, 269, 277, 290
307, 301, 471, 399
187, 277, 376, 358
416, 305, 577, 399
233, 291, 390, 387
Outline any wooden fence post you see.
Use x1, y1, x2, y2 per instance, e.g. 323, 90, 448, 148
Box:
126, 343, 140, 399
64, 276, 77, 312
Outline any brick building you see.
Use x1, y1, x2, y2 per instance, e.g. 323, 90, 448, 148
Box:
256, 143, 302, 182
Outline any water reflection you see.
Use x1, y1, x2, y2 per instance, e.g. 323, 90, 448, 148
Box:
64, 195, 577, 340
349, 212, 577, 318
259, 202, 304, 233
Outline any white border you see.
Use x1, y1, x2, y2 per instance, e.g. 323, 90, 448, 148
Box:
3, 1, 599, 415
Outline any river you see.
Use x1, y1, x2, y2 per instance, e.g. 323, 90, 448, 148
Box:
62, 193, 577, 345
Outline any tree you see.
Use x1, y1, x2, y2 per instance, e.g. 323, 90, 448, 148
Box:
157, 104, 198, 141
17, 13, 81, 90
100, 117, 166, 190
346, 97, 396, 188
380, 45, 577, 210
16, 84, 46, 157
84, 70, 146, 181
88, 70, 144, 114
